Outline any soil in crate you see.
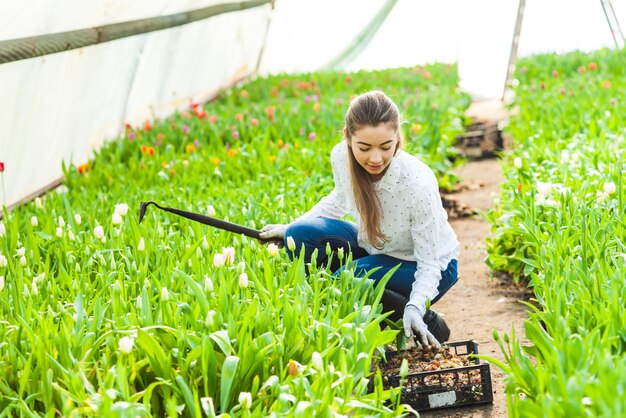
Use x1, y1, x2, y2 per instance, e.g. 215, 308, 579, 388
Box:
380, 341, 492, 411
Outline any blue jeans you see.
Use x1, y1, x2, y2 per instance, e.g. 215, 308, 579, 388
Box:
284, 217, 458, 304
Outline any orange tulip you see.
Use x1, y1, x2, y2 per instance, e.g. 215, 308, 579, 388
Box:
77, 163, 89, 174
287, 359, 298, 377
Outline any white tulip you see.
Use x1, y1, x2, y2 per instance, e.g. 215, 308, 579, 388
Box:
239, 272, 249, 289
56, 227, 63, 237
161, 287, 170, 301
0, 223, 4, 236
35, 197, 43, 208
536, 182, 552, 195
58, 216, 65, 227
118, 336, 134, 354
0, 255, 7, 267
114, 203, 129, 216
94, 226, 104, 239
286, 236, 296, 252
0, 276, 4, 291
311, 351, 324, 370
604, 182, 616, 195
138, 237, 145, 251
74, 213, 82, 225
68, 230, 76, 241
34, 273, 45, 283
207, 205, 216, 217
267, 243, 279, 257
31, 280, 39, 296
213, 253, 225, 268
513, 157, 522, 169
16, 247, 25, 257
31, 216, 38, 227
238, 392, 252, 410
111, 213, 122, 225
222, 247, 235, 265
205, 310, 216, 327
204, 276, 214, 292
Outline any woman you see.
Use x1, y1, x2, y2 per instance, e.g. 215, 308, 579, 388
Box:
260, 90, 459, 346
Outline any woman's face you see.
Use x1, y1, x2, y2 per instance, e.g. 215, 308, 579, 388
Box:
348, 124, 398, 181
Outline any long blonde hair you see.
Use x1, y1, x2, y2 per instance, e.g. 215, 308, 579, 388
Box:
344, 91, 404, 249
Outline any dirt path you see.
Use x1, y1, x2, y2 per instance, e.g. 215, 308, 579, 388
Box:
419, 102, 532, 418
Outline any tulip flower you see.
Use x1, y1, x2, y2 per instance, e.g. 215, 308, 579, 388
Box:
68, 230, 75, 241
115, 203, 129, 216
267, 243, 279, 257
31, 216, 38, 227
222, 247, 235, 265
204, 276, 214, 292
138, 237, 145, 251
239, 272, 249, 289
287, 359, 299, 377
0, 223, 4, 236
58, 216, 65, 227
207, 205, 216, 217
111, 213, 122, 225
118, 336, 134, 354
286, 236, 296, 252
0, 255, 7, 267
514, 157, 522, 169
16, 247, 25, 257
213, 253, 225, 268
74, 213, 82, 225
536, 182, 552, 195
0, 276, 4, 291
603, 182, 616, 195
238, 392, 252, 410
311, 351, 323, 371
56, 227, 63, 237
205, 310, 216, 327
94, 226, 105, 240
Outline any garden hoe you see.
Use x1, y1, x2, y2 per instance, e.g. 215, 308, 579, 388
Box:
138, 201, 283, 247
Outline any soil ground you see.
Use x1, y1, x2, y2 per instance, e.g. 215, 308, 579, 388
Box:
416, 100, 533, 418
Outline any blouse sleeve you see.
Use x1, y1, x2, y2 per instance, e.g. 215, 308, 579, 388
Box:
296, 143, 349, 221
407, 182, 444, 315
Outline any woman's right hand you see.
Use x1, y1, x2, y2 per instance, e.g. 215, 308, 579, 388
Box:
259, 224, 288, 239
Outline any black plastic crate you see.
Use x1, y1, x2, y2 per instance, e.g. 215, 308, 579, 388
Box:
382, 340, 493, 412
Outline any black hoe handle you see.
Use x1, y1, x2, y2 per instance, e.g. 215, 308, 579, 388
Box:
138, 201, 283, 246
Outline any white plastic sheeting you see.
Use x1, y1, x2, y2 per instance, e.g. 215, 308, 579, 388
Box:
0, 0, 271, 208
2, 0, 625, 208
260, 0, 624, 98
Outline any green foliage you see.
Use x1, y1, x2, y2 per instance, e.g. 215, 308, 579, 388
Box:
0, 65, 470, 416
484, 47, 626, 416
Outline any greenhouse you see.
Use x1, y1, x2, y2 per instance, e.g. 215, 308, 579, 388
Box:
1, 0, 625, 417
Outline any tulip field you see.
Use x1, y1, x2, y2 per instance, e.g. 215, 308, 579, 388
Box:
3, 45, 625, 417
0, 65, 471, 416
486, 48, 626, 417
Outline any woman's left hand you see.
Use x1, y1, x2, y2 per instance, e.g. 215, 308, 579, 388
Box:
259, 224, 287, 239
403, 305, 441, 347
